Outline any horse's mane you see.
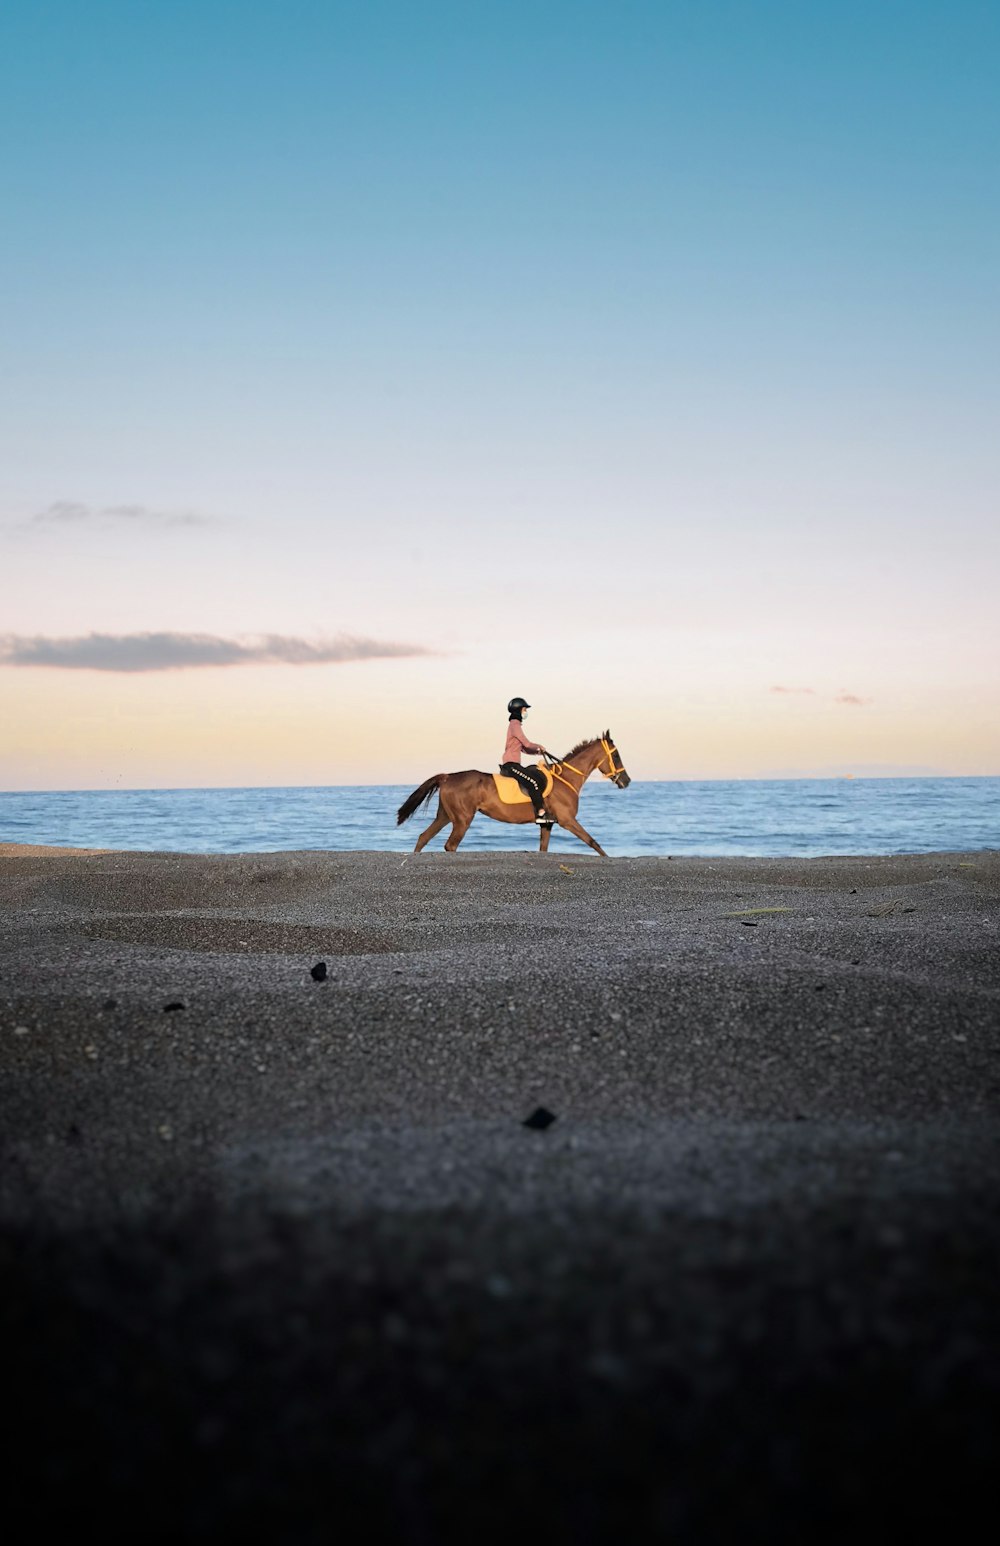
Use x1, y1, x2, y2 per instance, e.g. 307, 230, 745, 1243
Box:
560, 730, 610, 762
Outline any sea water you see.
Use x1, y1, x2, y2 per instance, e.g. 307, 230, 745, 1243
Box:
1, 778, 996, 858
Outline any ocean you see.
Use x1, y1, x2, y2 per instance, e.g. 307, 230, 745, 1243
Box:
1, 777, 996, 858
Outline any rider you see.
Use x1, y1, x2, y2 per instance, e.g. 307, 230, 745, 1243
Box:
500, 697, 552, 824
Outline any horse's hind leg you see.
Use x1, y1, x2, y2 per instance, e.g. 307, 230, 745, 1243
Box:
439, 783, 482, 852
443, 813, 474, 852
414, 801, 447, 853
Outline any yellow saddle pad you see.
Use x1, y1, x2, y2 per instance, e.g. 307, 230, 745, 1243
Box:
492, 767, 554, 804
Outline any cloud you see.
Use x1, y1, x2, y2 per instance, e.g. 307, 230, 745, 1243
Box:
33, 501, 90, 524
770, 686, 873, 706
27, 501, 215, 529
0, 632, 432, 672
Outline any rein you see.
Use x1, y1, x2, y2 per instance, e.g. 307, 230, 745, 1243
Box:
545, 738, 622, 793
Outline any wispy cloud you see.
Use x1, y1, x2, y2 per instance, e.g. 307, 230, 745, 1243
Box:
0, 632, 432, 672
770, 685, 874, 706
26, 501, 215, 529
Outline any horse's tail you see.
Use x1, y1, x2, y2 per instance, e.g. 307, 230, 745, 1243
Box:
396, 774, 444, 825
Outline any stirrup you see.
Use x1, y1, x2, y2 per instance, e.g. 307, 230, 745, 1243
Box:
535, 810, 551, 825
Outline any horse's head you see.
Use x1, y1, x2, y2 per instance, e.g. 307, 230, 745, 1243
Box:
598, 731, 630, 788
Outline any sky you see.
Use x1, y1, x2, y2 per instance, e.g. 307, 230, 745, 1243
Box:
1, 0, 998, 789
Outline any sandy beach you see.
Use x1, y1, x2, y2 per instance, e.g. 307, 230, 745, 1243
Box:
3, 844, 999, 1541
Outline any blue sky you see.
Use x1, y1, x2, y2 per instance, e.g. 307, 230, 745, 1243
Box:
1, 1, 998, 786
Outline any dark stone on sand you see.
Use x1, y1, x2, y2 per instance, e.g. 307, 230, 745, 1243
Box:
163, 1000, 186, 1012
103, 997, 117, 1010
523, 1106, 557, 1130
310, 961, 328, 981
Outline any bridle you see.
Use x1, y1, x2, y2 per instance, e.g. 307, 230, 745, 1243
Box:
595, 737, 627, 785
546, 737, 627, 793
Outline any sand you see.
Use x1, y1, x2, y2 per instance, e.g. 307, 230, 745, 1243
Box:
2, 844, 999, 1542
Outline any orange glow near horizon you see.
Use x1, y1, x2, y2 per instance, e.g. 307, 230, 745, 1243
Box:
2, 638, 996, 790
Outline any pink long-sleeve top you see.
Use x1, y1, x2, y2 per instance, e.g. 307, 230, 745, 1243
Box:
503, 719, 544, 765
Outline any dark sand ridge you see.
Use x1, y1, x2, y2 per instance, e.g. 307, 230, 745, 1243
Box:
3, 845, 999, 1542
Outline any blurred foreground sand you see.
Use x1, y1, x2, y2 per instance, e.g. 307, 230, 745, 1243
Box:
2, 846, 999, 1542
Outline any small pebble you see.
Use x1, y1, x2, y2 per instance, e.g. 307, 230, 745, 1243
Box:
163, 1001, 185, 1013
523, 1106, 557, 1131
310, 962, 328, 982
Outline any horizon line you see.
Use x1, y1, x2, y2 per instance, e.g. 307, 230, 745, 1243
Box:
4, 772, 998, 797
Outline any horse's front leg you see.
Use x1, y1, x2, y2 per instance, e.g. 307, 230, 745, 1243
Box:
557, 812, 608, 858
538, 823, 552, 853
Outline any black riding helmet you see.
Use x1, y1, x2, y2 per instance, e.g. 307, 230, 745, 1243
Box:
507, 697, 531, 720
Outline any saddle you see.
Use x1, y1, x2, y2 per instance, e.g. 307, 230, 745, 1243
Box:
492, 766, 554, 805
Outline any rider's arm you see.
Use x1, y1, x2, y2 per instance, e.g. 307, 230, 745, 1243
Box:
513, 723, 547, 756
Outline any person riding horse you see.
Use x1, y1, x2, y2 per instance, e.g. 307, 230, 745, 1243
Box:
397, 724, 629, 855
499, 697, 552, 824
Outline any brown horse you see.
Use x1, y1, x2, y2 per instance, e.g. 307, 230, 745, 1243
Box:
396, 732, 630, 857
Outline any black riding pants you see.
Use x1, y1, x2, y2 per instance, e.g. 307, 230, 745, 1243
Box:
499, 762, 546, 813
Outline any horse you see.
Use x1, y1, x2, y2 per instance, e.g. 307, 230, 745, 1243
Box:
396, 732, 630, 857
